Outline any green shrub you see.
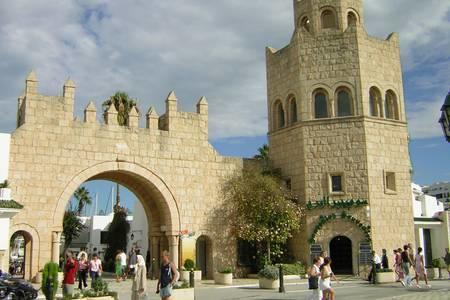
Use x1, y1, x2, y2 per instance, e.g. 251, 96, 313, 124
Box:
282, 262, 305, 275
432, 258, 444, 268
378, 268, 394, 273
92, 278, 109, 293
42, 262, 59, 300
183, 259, 195, 270
258, 265, 279, 280
218, 267, 233, 274
173, 280, 190, 289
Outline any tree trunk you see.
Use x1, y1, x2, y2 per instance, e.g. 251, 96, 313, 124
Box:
267, 240, 271, 264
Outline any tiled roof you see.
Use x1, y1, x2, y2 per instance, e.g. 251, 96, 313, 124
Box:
0, 200, 24, 209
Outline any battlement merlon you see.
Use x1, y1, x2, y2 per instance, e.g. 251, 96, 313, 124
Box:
16, 73, 210, 138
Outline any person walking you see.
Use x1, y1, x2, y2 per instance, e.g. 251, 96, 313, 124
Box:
120, 249, 128, 280
115, 250, 123, 282
393, 249, 404, 282
77, 252, 89, 290
368, 250, 381, 282
381, 249, 389, 269
443, 248, 450, 279
128, 248, 137, 277
319, 257, 335, 300
63, 251, 78, 297
414, 247, 430, 288
401, 245, 414, 287
156, 250, 178, 300
89, 253, 102, 283
131, 254, 147, 300
308, 257, 322, 300
408, 243, 416, 282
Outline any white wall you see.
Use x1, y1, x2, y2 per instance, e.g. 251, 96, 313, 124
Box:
0, 133, 11, 183
129, 200, 149, 256
0, 218, 10, 250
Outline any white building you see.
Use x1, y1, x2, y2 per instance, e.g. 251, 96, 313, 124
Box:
423, 182, 450, 210
66, 200, 148, 261
412, 183, 450, 267
0, 133, 22, 273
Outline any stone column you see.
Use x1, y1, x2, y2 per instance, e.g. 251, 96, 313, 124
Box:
151, 236, 160, 279
168, 235, 179, 269
51, 232, 62, 263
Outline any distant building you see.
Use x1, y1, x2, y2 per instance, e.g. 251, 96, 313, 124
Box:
412, 183, 450, 266
66, 200, 148, 261
423, 182, 450, 210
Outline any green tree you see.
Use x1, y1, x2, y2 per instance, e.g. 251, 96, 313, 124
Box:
222, 170, 303, 264
102, 91, 138, 126
104, 207, 130, 266
62, 210, 85, 251
74, 186, 92, 216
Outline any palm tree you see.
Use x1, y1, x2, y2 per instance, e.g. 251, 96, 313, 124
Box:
102, 91, 138, 126
74, 187, 92, 216
254, 144, 270, 173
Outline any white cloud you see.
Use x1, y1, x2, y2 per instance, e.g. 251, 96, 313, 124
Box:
0, 1, 448, 140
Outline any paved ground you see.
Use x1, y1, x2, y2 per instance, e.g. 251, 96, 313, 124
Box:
37, 277, 450, 299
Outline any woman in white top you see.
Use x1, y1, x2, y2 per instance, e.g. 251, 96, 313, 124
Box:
308, 257, 323, 300
319, 257, 335, 300
414, 247, 430, 288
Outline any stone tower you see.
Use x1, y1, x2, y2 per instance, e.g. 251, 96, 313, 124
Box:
267, 0, 413, 274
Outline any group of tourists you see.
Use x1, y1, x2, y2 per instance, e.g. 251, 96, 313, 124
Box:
308, 251, 339, 300
392, 243, 432, 288
114, 248, 139, 282
62, 251, 103, 296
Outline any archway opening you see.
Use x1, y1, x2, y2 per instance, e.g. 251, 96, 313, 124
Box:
9, 231, 32, 279
329, 235, 353, 274
55, 164, 181, 273
196, 235, 213, 279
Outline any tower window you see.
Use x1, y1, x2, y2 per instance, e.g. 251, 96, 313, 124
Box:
384, 171, 397, 193
336, 89, 353, 117
369, 87, 382, 117
321, 9, 337, 29
273, 100, 285, 130
385, 90, 399, 120
314, 90, 329, 119
347, 12, 357, 27
300, 16, 311, 32
289, 96, 298, 124
329, 173, 345, 194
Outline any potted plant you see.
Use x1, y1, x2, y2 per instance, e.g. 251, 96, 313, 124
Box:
214, 267, 233, 285
375, 268, 395, 283
0, 180, 11, 200
80, 278, 116, 299
258, 265, 279, 289
172, 280, 194, 300
42, 262, 59, 300
428, 258, 442, 279
180, 259, 202, 281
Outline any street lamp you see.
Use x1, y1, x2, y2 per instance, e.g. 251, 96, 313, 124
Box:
439, 91, 450, 143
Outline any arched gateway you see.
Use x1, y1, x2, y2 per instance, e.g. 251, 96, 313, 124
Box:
7, 73, 242, 280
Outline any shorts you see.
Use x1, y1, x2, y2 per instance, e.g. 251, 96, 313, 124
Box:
160, 285, 172, 297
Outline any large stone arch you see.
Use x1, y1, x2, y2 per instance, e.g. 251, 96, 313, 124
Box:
52, 161, 181, 236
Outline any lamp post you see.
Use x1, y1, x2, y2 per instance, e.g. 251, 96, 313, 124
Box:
438, 91, 450, 143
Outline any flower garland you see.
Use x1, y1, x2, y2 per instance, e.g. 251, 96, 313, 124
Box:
308, 211, 371, 244
306, 197, 368, 210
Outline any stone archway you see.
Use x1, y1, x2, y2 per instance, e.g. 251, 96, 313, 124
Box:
329, 235, 353, 274
8, 224, 40, 281
52, 161, 181, 267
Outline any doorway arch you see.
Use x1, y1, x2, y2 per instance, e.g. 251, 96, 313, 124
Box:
329, 235, 353, 274
9, 231, 32, 279
196, 235, 213, 279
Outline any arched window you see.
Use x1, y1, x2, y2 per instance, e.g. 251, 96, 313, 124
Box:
300, 16, 311, 32
369, 87, 382, 117
385, 90, 399, 120
347, 12, 357, 27
314, 90, 329, 119
289, 97, 298, 124
321, 9, 337, 29
273, 100, 285, 130
336, 89, 353, 117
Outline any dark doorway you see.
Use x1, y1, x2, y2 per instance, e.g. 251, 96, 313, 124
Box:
423, 229, 433, 267
330, 236, 353, 274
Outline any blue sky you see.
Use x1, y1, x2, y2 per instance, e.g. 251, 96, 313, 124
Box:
1, 1, 449, 211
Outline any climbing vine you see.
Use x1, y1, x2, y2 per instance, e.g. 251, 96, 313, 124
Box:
306, 197, 368, 210
308, 211, 371, 244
